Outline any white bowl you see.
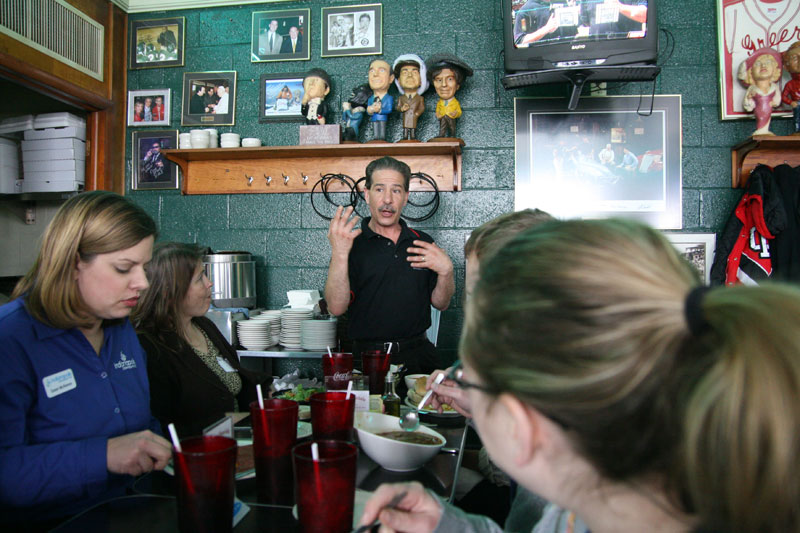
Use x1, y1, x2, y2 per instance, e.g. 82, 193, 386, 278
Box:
241, 138, 261, 147
354, 411, 444, 472
404, 373, 428, 392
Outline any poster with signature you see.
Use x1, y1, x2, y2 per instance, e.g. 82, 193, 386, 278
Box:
716, 0, 800, 120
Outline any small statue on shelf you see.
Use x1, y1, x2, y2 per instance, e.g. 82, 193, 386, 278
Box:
393, 54, 427, 142
782, 41, 800, 135
366, 59, 395, 142
425, 53, 473, 141
342, 83, 372, 142
738, 47, 782, 136
301, 68, 332, 125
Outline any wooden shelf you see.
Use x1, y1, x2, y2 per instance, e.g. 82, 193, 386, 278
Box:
162, 141, 463, 195
731, 135, 800, 188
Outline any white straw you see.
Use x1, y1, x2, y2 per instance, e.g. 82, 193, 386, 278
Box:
345, 380, 353, 400
386, 343, 392, 355
257, 384, 265, 410
167, 423, 182, 453
327, 346, 333, 357
311, 442, 319, 462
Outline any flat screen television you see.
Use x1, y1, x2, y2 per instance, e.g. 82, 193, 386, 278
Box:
503, 0, 658, 73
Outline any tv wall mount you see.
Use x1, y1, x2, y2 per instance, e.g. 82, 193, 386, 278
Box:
502, 64, 661, 110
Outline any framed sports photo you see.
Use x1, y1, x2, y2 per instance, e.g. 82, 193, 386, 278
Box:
321, 3, 382, 58
259, 72, 306, 122
664, 233, 716, 284
251, 8, 311, 62
514, 95, 683, 229
127, 89, 170, 127
131, 130, 179, 190
129, 17, 184, 70
181, 71, 237, 127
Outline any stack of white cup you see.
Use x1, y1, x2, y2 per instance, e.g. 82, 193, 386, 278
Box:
190, 129, 210, 149
204, 128, 219, 148
220, 133, 240, 148
179, 132, 192, 149
241, 138, 262, 147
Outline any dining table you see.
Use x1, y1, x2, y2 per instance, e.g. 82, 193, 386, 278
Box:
50, 413, 475, 532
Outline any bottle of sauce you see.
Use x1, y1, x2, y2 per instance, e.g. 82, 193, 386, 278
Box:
381, 372, 401, 417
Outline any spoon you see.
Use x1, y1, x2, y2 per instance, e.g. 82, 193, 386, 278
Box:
399, 373, 445, 431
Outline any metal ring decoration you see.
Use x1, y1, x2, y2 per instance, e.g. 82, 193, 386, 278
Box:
310, 173, 360, 220
351, 173, 441, 223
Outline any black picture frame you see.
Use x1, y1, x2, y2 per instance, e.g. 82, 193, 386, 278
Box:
258, 72, 307, 122
514, 95, 683, 229
131, 130, 179, 190
181, 71, 237, 127
321, 3, 382, 58
251, 8, 311, 62
129, 17, 185, 70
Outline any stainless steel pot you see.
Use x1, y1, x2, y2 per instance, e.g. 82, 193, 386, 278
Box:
203, 251, 256, 308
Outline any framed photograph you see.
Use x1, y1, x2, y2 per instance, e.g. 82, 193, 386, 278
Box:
127, 89, 170, 127
514, 95, 683, 229
131, 130, 179, 190
258, 72, 306, 122
715, 0, 797, 120
321, 3, 382, 58
664, 233, 717, 284
129, 17, 184, 70
181, 71, 236, 127
251, 8, 311, 62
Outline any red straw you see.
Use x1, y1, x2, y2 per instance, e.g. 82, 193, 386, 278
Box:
256, 385, 270, 445
168, 423, 195, 495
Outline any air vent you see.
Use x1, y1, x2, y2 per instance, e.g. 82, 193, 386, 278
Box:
0, 0, 104, 81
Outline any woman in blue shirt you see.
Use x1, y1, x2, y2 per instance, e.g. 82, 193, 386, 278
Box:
0, 191, 172, 527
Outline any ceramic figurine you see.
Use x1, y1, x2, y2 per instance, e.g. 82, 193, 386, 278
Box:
342, 83, 372, 142
366, 59, 395, 142
782, 41, 800, 135
738, 47, 782, 136
425, 53, 473, 140
301, 68, 331, 125
393, 54, 427, 141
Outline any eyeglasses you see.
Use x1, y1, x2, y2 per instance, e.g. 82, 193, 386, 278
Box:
446, 360, 497, 395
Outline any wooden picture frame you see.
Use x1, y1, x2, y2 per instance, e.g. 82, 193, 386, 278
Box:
127, 89, 170, 127
258, 72, 307, 122
664, 232, 717, 284
251, 8, 311, 62
514, 95, 683, 229
131, 130, 179, 190
181, 71, 237, 127
129, 17, 185, 70
321, 3, 382, 58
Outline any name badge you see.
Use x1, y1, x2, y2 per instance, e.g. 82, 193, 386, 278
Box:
43, 368, 77, 398
216, 357, 236, 373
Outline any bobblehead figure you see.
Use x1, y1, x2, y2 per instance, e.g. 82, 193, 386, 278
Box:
782, 41, 800, 135
393, 54, 428, 142
738, 48, 782, 136
301, 68, 332, 125
425, 53, 473, 140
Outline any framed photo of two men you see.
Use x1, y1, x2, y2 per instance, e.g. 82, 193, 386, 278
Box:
129, 17, 185, 70
321, 4, 383, 58
251, 8, 311, 62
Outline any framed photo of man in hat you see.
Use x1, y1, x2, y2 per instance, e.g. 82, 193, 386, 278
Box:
321, 4, 382, 57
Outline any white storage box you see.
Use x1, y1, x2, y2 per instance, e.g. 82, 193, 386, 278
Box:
21, 179, 84, 193
24, 170, 84, 183
24, 158, 85, 173
0, 115, 34, 134
0, 138, 19, 166
21, 138, 85, 153
33, 112, 85, 130
24, 126, 86, 142
22, 147, 85, 162
0, 166, 20, 194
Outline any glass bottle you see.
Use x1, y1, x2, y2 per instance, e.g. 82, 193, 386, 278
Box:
381, 372, 401, 417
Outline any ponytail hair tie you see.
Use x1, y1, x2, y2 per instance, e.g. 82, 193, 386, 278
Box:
684, 285, 711, 336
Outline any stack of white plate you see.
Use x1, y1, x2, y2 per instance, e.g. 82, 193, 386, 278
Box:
220, 132, 240, 148
241, 137, 261, 147
190, 129, 210, 149
250, 311, 281, 347
279, 309, 314, 349
204, 128, 219, 148
300, 318, 337, 350
179, 132, 192, 149
237, 317, 275, 351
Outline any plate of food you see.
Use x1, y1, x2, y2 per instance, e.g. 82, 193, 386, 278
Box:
274, 384, 325, 403
405, 376, 460, 416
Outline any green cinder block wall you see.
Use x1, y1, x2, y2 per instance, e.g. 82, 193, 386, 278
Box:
126, 0, 793, 364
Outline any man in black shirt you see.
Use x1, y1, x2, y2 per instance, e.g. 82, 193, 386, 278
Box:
324, 156, 455, 377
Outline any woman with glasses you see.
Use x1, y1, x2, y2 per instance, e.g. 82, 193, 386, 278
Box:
360, 218, 799, 533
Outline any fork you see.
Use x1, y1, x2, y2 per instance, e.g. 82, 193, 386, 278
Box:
352, 491, 407, 533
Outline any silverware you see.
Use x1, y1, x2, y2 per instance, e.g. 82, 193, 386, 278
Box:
352, 491, 407, 533
399, 373, 446, 431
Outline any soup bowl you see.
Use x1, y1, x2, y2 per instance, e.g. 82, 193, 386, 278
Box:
354, 411, 444, 472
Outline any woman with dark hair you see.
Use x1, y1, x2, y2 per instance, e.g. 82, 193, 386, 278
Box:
360, 218, 799, 533
133, 242, 270, 438
0, 191, 171, 527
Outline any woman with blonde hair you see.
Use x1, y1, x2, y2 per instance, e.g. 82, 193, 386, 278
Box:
0, 191, 172, 528
133, 242, 269, 437
361, 218, 799, 533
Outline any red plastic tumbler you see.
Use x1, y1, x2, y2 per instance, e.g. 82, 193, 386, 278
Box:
309, 391, 355, 441
361, 349, 391, 395
250, 399, 298, 505
293, 440, 358, 533
321, 352, 354, 390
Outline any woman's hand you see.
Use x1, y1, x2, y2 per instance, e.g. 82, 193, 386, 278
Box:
359, 482, 443, 533
427, 368, 472, 417
107, 430, 172, 476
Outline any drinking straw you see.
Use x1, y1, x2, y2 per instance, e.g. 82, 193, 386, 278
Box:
168, 423, 182, 453
311, 442, 323, 500
256, 384, 269, 445
168, 423, 194, 494
386, 343, 392, 355
256, 383, 265, 410
345, 380, 353, 400
327, 346, 333, 358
